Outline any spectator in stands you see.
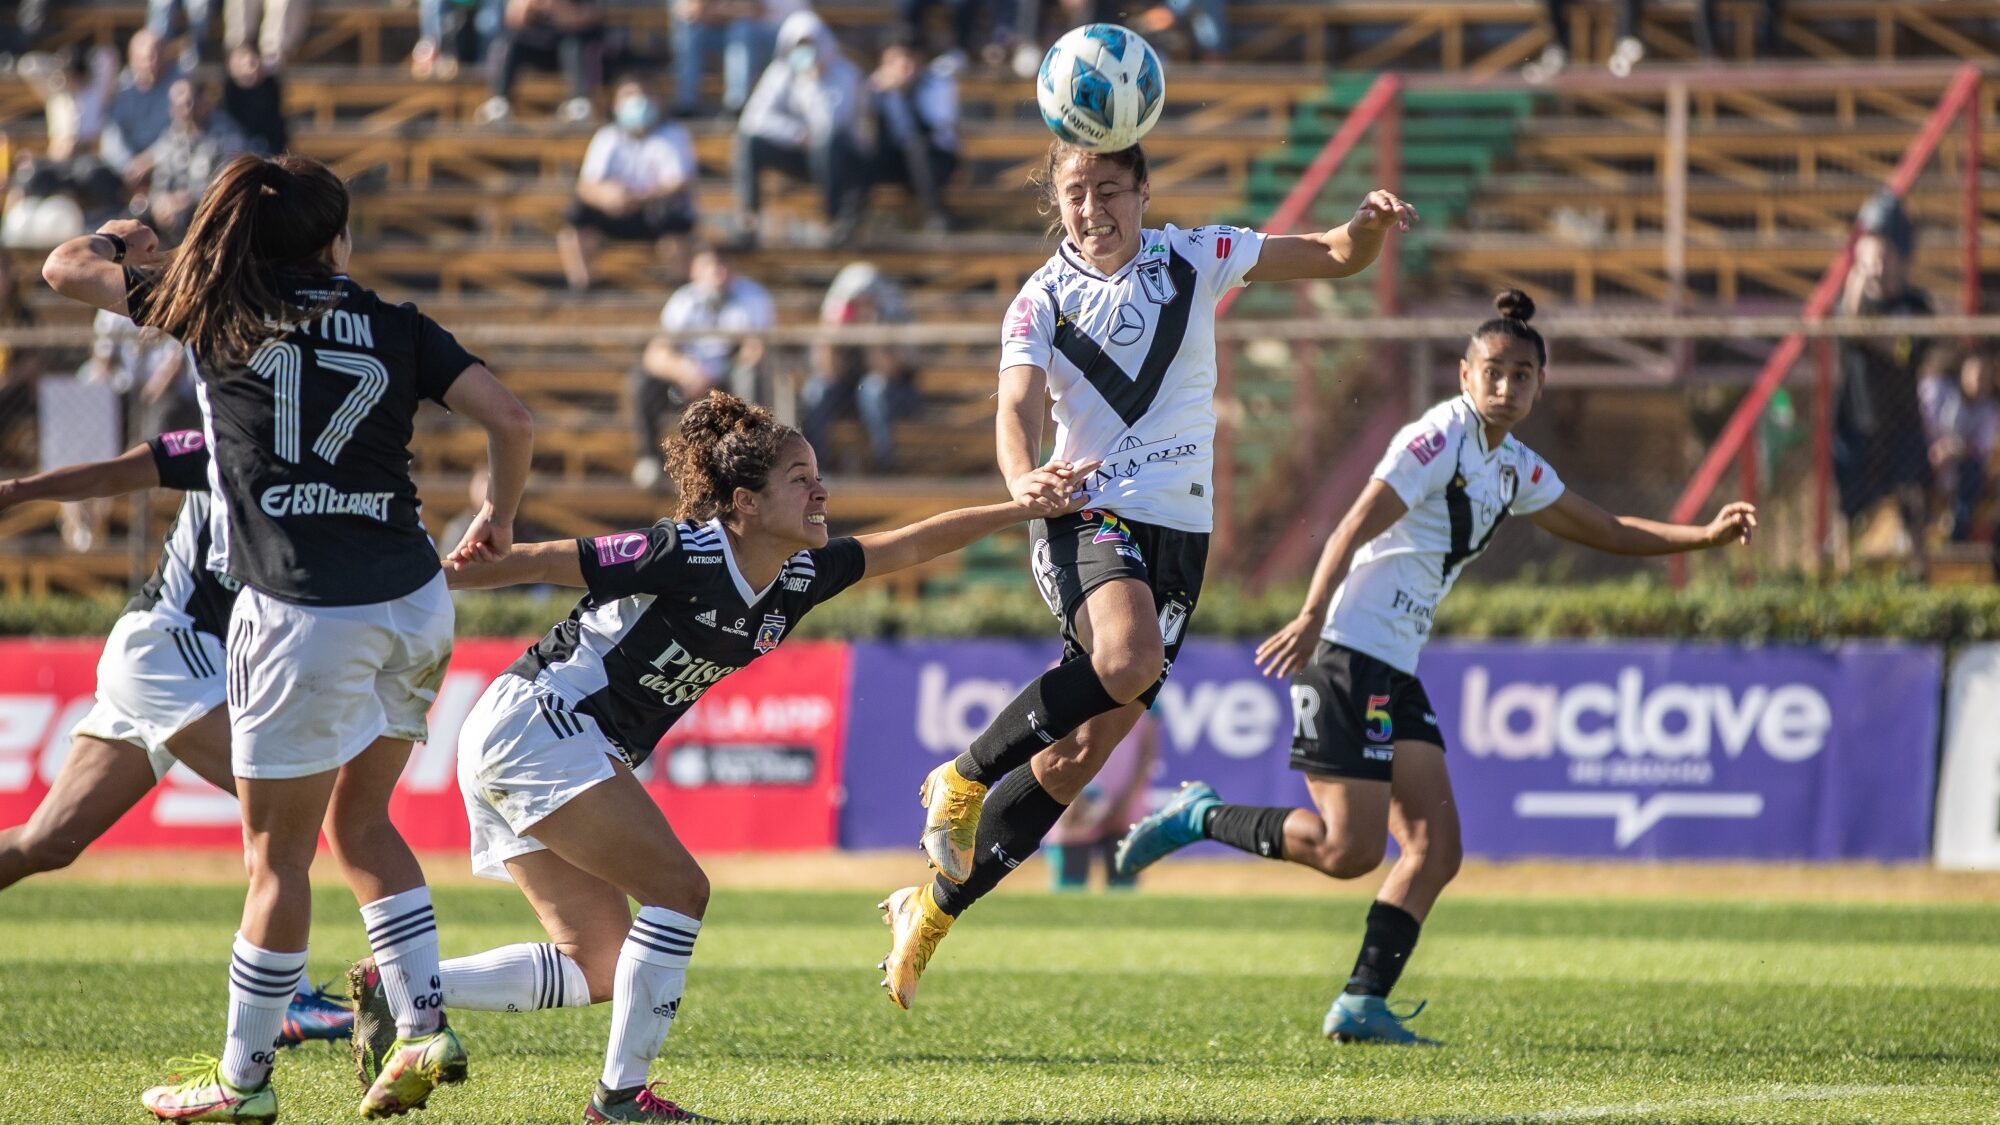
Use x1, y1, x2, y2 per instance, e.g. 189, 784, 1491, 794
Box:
149, 0, 216, 68
1007, 0, 1114, 78
1, 160, 88, 250
895, 0, 994, 64
1527, 0, 1643, 81
670, 0, 775, 117
99, 31, 181, 176
1833, 193, 1933, 572
735, 9, 868, 248
1920, 344, 2000, 549
801, 262, 919, 471
1134, 0, 1227, 62
413, 0, 485, 79
477, 0, 607, 126
0, 256, 44, 470
129, 78, 251, 242
223, 0, 309, 68
18, 48, 119, 162
557, 78, 698, 291
867, 32, 958, 234
224, 44, 288, 155
630, 247, 776, 485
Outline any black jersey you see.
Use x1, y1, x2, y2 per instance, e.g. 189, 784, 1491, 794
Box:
125, 269, 479, 606
125, 429, 242, 639
507, 519, 868, 766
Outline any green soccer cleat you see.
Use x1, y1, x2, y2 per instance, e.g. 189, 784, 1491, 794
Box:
1323, 993, 1440, 1046
141, 1055, 278, 1123
359, 1023, 468, 1118
346, 957, 397, 1089
1112, 780, 1220, 876
583, 1081, 721, 1122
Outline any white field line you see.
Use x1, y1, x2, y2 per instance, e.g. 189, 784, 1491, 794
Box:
1521, 1084, 1929, 1121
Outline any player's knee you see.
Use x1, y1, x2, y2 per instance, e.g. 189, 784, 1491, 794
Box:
1408, 828, 1463, 885
1092, 642, 1165, 704
1312, 837, 1386, 880
635, 858, 710, 921
568, 941, 623, 1004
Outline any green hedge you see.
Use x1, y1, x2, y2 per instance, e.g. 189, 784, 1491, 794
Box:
4, 580, 1997, 643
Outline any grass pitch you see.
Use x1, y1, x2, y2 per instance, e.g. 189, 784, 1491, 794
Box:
2, 879, 1997, 1123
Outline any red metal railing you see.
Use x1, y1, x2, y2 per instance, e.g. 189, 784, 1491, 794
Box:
1214, 72, 1402, 565
1666, 62, 1984, 585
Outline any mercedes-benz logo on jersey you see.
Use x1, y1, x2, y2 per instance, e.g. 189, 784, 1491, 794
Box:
1108, 303, 1146, 346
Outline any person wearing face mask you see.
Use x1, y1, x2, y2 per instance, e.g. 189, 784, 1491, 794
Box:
558, 78, 699, 292
1115, 291, 1758, 1047
734, 9, 868, 248
630, 247, 776, 485
1832, 191, 1933, 574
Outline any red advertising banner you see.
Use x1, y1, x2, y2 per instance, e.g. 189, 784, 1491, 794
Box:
0, 637, 852, 856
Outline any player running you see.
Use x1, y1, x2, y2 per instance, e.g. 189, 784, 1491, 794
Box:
348, 392, 1093, 1122
1113, 291, 1758, 1044
878, 140, 1415, 1009
0, 434, 351, 1048
43, 152, 534, 1122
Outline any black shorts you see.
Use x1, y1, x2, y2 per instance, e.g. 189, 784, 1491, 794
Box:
1030, 508, 1208, 706
564, 198, 695, 242
1288, 641, 1445, 781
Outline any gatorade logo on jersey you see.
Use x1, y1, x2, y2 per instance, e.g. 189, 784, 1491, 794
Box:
593, 531, 648, 567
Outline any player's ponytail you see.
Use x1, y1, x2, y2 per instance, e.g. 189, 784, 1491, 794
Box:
1030, 140, 1149, 239
1470, 288, 1547, 367
145, 154, 350, 368
666, 391, 801, 524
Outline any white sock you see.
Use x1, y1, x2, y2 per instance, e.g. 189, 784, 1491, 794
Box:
441, 942, 590, 1012
601, 906, 701, 1091
221, 934, 307, 1091
360, 886, 445, 1038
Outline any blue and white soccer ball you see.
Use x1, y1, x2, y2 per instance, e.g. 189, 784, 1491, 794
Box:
1036, 24, 1166, 154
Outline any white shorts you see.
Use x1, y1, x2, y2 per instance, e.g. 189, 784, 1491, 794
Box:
227, 572, 454, 780
457, 673, 620, 883
70, 610, 227, 782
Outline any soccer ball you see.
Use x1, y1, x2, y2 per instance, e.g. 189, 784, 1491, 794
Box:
1036, 24, 1166, 154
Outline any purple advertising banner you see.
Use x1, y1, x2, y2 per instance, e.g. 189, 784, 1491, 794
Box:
838, 640, 1941, 861
839, 640, 1297, 851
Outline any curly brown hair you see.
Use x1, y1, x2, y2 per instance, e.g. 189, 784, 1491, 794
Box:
1028, 140, 1148, 239
665, 391, 801, 524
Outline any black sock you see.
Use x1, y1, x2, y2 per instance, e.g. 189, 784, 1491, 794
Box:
1343, 901, 1422, 998
953, 656, 1122, 786
930, 767, 1068, 917
1200, 804, 1293, 861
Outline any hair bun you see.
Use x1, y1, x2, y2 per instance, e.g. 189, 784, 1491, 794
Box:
679, 390, 758, 445
1494, 289, 1535, 323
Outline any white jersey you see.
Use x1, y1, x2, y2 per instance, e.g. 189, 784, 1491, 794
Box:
1000, 223, 1265, 532
1323, 396, 1566, 673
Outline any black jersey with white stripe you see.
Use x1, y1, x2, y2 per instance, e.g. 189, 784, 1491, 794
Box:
125, 429, 241, 640
506, 519, 868, 766
125, 269, 478, 606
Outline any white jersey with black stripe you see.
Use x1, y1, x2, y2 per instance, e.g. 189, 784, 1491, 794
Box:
999, 224, 1265, 533
1322, 396, 1567, 673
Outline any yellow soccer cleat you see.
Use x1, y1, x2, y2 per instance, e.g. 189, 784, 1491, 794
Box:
876, 884, 954, 1011
918, 761, 986, 883
358, 1023, 467, 1118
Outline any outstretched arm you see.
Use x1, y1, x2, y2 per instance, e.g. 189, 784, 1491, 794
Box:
445, 539, 585, 589
1245, 190, 1418, 282
1530, 492, 1757, 556
42, 219, 167, 316
441, 364, 536, 567
0, 443, 162, 509
856, 456, 1101, 577
1253, 479, 1409, 679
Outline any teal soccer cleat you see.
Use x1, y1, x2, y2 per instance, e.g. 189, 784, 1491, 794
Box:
1112, 781, 1220, 877
1323, 993, 1440, 1046
277, 979, 353, 1048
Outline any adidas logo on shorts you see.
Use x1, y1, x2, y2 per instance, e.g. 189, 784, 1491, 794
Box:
696, 609, 718, 627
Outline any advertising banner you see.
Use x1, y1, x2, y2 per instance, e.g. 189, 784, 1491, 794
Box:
0, 637, 851, 855
838, 639, 1941, 861
839, 639, 1296, 851
1423, 642, 1940, 861
1935, 643, 2000, 870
